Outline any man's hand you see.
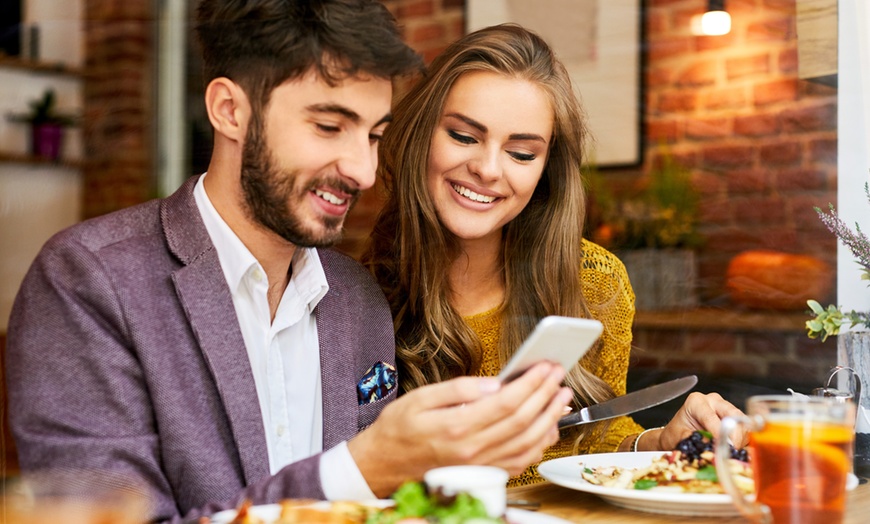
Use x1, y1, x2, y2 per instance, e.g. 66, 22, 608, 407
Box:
348, 362, 573, 497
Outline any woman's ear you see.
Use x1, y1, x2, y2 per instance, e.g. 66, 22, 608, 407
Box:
204, 77, 250, 143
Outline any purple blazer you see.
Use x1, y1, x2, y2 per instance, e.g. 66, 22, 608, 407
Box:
6, 176, 396, 522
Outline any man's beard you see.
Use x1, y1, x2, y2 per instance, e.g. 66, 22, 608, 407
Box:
240, 116, 360, 248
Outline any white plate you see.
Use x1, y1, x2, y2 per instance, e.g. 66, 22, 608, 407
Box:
538, 452, 859, 517
210, 501, 570, 524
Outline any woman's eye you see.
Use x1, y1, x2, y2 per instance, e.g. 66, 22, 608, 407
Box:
510, 151, 536, 162
447, 129, 476, 145
369, 133, 383, 144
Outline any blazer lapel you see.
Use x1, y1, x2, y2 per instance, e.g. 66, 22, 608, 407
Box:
316, 251, 360, 450
161, 177, 270, 484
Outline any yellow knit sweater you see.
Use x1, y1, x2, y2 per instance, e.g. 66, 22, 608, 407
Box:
465, 240, 645, 487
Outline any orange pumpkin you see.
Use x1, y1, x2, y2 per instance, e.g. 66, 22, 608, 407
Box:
726, 250, 834, 310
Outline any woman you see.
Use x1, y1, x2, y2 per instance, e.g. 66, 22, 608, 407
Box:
363, 24, 740, 486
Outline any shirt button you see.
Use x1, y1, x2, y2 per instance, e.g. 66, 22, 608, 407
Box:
252, 268, 264, 282
277, 425, 286, 436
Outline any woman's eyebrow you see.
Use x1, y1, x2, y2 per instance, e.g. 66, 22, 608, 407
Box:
444, 112, 547, 143
445, 112, 486, 133
508, 132, 548, 143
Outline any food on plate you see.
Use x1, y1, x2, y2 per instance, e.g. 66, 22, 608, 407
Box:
223, 482, 507, 524
580, 431, 754, 494
367, 481, 505, 523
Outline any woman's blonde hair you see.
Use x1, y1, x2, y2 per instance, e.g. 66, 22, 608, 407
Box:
363, 24, 614, 412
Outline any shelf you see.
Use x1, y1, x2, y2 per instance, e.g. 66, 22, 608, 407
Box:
0, 152, 82, 169
634, 307, 809, 333
0, 56, 83, 77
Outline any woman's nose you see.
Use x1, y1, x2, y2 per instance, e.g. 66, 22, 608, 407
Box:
469, 148, 502, 182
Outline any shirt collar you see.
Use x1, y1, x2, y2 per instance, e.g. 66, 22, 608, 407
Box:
193, 174, 330, 312
286, 246, 329, 315
193, 174, 257, 295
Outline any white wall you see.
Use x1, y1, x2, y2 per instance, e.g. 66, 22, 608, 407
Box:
0, 0, 84, 331
837, 0, 870, 320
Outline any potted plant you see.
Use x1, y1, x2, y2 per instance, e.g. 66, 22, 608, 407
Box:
805, 181, 870, 477
586, 146, 701, 310
6, 89, 78, 160
805, 182, 870, 341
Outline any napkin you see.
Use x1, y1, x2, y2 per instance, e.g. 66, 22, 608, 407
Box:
787, 388, 809, 399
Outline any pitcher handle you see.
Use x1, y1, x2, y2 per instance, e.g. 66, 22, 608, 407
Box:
826, 366, 862, 408
715, 416, 771, 524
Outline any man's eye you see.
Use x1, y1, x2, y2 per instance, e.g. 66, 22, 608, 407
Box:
316, 123, 340, 133
510, 151, 536, 162
447, 129, 476, 145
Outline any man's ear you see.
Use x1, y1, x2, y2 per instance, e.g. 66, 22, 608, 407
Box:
205, 77, 251, 143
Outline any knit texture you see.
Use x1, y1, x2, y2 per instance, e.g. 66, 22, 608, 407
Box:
466, 240, 644, 487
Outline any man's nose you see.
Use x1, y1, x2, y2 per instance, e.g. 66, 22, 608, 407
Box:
337, 136, 378, 191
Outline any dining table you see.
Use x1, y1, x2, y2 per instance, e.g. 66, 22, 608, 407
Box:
507, 478, 870, 523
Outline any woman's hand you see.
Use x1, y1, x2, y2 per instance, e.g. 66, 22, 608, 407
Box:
635, 392, 747, 452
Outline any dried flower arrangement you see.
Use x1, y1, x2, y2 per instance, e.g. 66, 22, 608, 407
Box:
806, 182, 870, 341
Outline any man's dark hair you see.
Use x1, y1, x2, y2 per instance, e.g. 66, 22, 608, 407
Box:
195, 0, 422, 111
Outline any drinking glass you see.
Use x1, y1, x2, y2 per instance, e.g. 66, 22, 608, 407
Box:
3, 470, 149, 524
715, 395, 855, 524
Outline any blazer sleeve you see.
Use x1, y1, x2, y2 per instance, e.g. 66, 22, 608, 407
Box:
5, 233, 343, 523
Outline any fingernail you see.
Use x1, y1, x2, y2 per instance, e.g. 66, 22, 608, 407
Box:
478, 378, 501, 393
550, 365, 567, 382
562, 405, 573, 415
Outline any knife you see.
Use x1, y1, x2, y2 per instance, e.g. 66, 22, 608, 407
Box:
557, 375, 698, 429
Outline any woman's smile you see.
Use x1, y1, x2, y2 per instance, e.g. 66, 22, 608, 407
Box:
426, 70, 553, 243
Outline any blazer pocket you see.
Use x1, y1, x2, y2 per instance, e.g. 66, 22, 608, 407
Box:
357, 386, 397, 431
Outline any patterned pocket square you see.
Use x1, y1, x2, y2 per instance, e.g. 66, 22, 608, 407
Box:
357, 361, 397, 405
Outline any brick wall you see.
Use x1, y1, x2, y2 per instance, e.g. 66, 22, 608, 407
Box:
1, 331, 16, 477
632, 321, 836, 387
635, 0, 838, 385
644, 0, 838, 302
82, 0, 156, 218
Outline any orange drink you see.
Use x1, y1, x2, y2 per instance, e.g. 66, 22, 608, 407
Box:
750, 420, 852, 524
716, 395, 855, 524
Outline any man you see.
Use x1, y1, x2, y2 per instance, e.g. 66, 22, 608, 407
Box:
5, 1, 571, 522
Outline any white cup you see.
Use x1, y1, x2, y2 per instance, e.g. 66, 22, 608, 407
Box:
423, 465, 509, 518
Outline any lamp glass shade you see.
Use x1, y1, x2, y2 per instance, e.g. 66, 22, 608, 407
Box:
691, 10, 731, 36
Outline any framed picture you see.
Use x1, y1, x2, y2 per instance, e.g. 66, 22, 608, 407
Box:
466, 0, 643, 168
0, 1, 22, 57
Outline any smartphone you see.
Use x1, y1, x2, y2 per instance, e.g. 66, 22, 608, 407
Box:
497, 316, 603, 382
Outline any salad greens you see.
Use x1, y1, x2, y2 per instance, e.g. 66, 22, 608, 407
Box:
366, 481, 503, 524
695, 465, 719, 482
633, 479, 658, 490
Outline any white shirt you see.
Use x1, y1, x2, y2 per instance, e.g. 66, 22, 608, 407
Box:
193, 174, 375, 500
